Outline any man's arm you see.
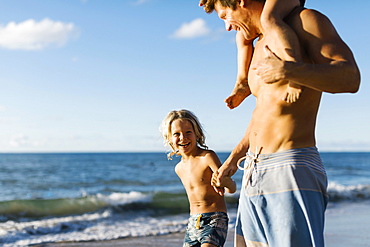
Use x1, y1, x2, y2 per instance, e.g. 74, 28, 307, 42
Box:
217, 122, 251, 183
211, 171, 237, 194
253, 9, 360, 93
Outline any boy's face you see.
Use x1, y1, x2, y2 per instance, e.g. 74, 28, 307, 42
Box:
170, 119, 198, 156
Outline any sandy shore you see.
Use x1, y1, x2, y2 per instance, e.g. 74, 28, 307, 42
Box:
32, 201, 370, 247
31, 231, 233, 247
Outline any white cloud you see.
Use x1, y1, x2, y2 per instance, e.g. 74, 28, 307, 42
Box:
171, 18, 211, 39
8, 134, 48, 149
9, 134, 31, 147
0, 18, 79, 50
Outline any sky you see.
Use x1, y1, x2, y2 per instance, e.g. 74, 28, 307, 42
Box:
0, 0, 369, 153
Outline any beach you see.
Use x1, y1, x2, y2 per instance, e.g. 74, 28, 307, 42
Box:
32, 201, 370, 247
2, 152, 370, 246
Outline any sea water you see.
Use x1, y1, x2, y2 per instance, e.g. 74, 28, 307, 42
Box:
0, 152, 370, 246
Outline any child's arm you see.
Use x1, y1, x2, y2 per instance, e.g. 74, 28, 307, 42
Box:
260, 0, 302, 62
225, 32, 253, 109
260, 0, 305, 103
236, 32, 253, 86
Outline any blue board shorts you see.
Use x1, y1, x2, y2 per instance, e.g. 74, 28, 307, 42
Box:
183, 211, 228, 247
235, 147, 328, 247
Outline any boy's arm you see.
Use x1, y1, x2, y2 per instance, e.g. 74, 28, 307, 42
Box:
225, 32, 254, 109
206, 151, 235, 195
222, 176, 236, 194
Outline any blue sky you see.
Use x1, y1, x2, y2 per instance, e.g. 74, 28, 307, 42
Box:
0, 0, 369, 153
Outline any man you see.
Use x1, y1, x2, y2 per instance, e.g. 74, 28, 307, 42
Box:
200, 0, 360, 246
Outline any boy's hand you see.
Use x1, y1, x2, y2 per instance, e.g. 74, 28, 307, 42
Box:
213, 186, 225, 196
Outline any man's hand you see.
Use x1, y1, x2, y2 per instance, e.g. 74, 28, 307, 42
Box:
252, 45, 290, 84
211, 171, 225, 196
212, 162, 237, 196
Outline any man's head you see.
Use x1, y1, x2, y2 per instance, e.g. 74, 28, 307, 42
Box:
200, 0, 264, 40
199, 0, 238, 14
199, 0, 264, 14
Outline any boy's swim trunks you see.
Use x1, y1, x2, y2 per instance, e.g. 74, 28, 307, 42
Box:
183, 211, 229, 247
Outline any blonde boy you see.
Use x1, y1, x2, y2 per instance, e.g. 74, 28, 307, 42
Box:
161, 109, 236, 247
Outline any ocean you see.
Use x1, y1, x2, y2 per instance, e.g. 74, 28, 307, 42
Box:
1, 151, 370, 246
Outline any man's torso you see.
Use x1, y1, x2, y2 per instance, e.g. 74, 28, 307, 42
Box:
247, 20, 322, 154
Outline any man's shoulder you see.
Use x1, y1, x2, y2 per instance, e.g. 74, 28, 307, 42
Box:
287, 7, 337, 47
288, 7, 332, 29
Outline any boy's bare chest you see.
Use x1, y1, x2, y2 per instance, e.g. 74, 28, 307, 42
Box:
177, 163, 211, 186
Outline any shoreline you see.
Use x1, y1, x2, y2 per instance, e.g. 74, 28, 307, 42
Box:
30, 201, 370, 247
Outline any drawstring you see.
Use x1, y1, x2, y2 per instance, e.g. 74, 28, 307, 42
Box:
237, 146, 262, 188
195, 214, 202, 229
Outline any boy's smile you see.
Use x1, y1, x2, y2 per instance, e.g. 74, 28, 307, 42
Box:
170, 119, 198, 156
178, 142, 190, 148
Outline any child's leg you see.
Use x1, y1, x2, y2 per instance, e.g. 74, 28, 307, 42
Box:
225, 32, 253, 109
261, 0, 301, 61
261, 0, 303, 103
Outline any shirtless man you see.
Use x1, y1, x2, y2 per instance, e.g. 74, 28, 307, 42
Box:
200, 0, 360, 246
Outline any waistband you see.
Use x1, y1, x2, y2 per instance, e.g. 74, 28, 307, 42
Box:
247, 146, 319, 160
237, 146, 324, 174
190, 211, 227, 218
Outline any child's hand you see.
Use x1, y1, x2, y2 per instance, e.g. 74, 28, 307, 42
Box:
213, 185, 225, 196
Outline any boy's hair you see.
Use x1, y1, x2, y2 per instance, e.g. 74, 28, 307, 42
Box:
160, 109, 208, 159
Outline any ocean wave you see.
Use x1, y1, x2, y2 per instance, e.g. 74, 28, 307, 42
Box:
0, 191, 197, 221
97, 191, 152, 206
327, 182, 370, 201
1, 183, 369, 246
0, 191, 187, 246
1, 182, 368, 221
0, 191, 154, 220
0, 208, 189, 246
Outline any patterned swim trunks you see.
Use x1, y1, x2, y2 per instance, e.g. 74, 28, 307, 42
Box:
183, 211, 229, 247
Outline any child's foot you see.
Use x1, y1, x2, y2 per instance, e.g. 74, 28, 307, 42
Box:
283, 82, 303, 103
225, 83, 251, 109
